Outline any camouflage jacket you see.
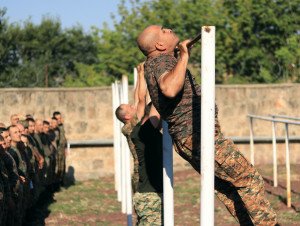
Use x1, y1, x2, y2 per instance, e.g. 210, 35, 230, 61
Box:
145, 53, 219, 141
121, 113, 140, 193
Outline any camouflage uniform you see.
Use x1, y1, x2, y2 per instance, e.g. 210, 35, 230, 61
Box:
133, 192, 163, 226
27, 142, 42, 204
57, 125, 67, 183
33, 132, 48, 189
121, 114, 141, 193
40, 132, 53, 185
9, 145, 27, 225
0, 158, 9, 225
145, 53, 277, 225
2, 152, 21, 226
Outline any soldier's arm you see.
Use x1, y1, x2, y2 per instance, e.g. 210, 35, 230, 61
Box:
158, 39, 190, 98
149, 104, 161, 129
136, 61, 147, 120
134, 66, 140, 107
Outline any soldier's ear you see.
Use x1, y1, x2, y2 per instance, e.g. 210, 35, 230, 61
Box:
155, 42, 166, 51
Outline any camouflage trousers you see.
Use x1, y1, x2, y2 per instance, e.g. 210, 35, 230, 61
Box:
56, 153, 66, 182
173, 131, 278, 225
133, 192, 163, 226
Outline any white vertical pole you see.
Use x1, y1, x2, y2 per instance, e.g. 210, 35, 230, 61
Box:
200, 26, 215, 226
249, 117, 255, 165
284, 123, 291, 208
134, 67, 138, 89
121, 128, 127, 213
271, 120, 278, 187
112, 83, 118, 191
67, 142, 70, 155
115, 81, 122, 202
122, 75, 133, 225
119, 83, 127, 212
162, 120, 174, 226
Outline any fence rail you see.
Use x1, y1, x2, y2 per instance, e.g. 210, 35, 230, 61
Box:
247, 114, 300, 208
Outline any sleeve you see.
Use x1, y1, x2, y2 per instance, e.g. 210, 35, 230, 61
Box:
151, 54, 176, 81
8, 150, 19, 168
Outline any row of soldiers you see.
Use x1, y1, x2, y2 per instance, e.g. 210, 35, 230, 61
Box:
0, 111, 67, 225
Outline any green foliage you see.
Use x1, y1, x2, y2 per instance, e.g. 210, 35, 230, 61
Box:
1, 0, 299, 86
96, 0, 299, 84
0, 9, 99, 87
63, 62, 115, 87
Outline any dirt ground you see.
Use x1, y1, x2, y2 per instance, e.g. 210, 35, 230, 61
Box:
25, 164, 300, 225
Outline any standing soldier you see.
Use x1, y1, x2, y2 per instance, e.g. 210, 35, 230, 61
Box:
8, 125, 27, 226
0, 135, 10, 225
53, 112, 67, 186
26, 118, 44, 202
18, 120, 37, 208
0, 128, 21, 226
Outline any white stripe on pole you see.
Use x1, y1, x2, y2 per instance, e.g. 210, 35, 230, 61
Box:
134, 67, 138, 89
122, 75, 133, 226
162, 120, 174, 226
115, 81, 122, 202
200, 26, 215, 226
284, 123, 291, 208
271, 120, 278, 187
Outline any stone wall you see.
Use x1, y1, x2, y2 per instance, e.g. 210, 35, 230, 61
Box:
0, 84, 299, 180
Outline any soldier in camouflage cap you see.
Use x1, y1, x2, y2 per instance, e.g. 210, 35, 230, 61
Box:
137, 25, 278, 225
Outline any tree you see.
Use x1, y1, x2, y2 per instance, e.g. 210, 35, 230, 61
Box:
0, 10, 99, 87
95, 0, 299, 84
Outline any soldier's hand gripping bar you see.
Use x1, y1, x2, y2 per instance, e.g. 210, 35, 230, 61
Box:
174, 33, 202, 53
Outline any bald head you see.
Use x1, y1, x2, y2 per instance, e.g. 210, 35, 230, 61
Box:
137, 25, 180, 57
115, 104, 136, 124
10, 114, 19, 125
115, 104, 128, 123
35, 119, 43, 134
137, 25, 162, 56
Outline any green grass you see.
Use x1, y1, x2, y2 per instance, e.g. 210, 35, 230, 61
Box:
44, 164, 300, 225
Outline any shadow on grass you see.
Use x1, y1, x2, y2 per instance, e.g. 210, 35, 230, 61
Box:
263, 177, 299, 212
23, 166, 76, 226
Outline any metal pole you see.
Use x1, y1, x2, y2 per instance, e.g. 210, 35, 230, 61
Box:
134, 67, 138, 89
122, 75, 133, 225
271, 119, 278, 187
112, 83, 118, 191
162, 120, 174, 226
119, 83, 126, 212
121, 129, 127, 213
200, 26, 215, 226
284, 123, 291, 208
115, 81, 122, 202
67, 142, 70, 155
249, 117, 255, 165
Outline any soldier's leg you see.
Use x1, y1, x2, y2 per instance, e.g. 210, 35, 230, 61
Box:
133, 192, 163, 226
215, 177, 253, 225
215, 134, 277, 225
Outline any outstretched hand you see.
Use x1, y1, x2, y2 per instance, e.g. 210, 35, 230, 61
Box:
137, 61, 145, 74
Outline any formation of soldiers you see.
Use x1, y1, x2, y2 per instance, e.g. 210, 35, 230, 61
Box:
0, 111, 67, 225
